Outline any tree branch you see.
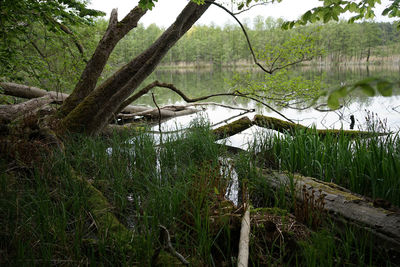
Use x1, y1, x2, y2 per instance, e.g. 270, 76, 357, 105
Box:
118, 80, 245, 113
118, 80, 293, 123
205, 1, 273, 74
233, 2, 271, 15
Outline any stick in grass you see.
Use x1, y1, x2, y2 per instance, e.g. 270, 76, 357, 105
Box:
237, 204, 250, 267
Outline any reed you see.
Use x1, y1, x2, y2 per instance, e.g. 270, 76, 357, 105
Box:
252, 128, 400, 206
1, 119, 398, 265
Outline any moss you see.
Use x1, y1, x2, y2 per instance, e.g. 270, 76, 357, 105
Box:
254, 114, 301, 133
291, 173, 364, 202
254, 115, 380, 139
60, 94, 100, 134
71, 172, 134, 246
213, 116, 252, 139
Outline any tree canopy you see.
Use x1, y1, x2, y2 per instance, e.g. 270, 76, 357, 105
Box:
0, 0, 104, 78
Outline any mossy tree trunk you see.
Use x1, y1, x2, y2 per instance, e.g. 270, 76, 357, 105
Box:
58, 6, 147, 117
58, 1, 214, 136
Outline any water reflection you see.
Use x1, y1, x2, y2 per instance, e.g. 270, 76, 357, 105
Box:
138, 66, 400, 147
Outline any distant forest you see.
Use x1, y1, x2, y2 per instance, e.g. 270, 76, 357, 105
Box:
5, 16, 400, 93
108, 16, 400, 67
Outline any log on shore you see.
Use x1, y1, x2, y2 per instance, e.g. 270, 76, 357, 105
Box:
0, 95, 53, 123
0, 82, 149, 114
261, 169, 400, 252
118, 106, 199, 120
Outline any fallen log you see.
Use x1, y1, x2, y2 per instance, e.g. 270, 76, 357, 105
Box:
0, 82, 150, 114
212, 115, 386, 140
253, 115, 384, 138
0, 95, 53, 123
118, 106, 199, 120
0, 82, 69, 103
261, 168, 400, 252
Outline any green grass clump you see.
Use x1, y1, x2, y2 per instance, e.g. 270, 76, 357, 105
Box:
252, 128, 400, 206
1, 119, 236, 265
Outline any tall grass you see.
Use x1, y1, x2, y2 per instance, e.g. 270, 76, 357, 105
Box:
0, 119, 236, 265
1, 119, 398, 265
252, 128, 400, 206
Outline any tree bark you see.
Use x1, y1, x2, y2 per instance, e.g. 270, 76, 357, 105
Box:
261, 168, 400, 251
58, 6, 147, 117
0, 82, 68, 103
212, 115, 384, 141
0, 96, 53, 123
60, 1, 215, 135
237, 205, 250, 267
0, 82, 150, 114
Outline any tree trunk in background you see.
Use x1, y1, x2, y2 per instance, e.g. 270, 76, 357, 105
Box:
59, 1, 214, 136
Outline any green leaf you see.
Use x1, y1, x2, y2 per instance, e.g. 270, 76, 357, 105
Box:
302, 11, 312, 22
377, 80, 393, 96
214, 187, 219, 195
358, 83, 375, 96
323, 11, 331, 23
348, 2, 359, 12
382, 7, 391, 16
337, 86, 348, 97
327, 91, 340, 109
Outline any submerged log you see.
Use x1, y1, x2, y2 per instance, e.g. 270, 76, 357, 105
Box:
253, 115, 381, 138
261, 169, 400, 252
213, 117, 253, 140
213, 115, 386, 140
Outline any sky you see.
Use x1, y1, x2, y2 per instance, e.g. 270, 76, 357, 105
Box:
88, 0, 395, 28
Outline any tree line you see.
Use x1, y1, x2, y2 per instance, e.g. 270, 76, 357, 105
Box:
2, 15, 400, 96
110, 17, 400, 67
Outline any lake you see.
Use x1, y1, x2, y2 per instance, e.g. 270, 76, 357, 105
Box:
137, 65, 400, 148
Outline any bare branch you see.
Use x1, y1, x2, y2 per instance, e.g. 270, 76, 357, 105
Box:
234, 2, 270, 15
158, 225, 189, 265
152, 92, 162, 135
205, 1, 273, 74
44, 15, 86, 60
118, 80, 245, 113
119, 80, 294, 123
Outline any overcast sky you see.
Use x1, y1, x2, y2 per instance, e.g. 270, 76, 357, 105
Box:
88, 0, 395, 28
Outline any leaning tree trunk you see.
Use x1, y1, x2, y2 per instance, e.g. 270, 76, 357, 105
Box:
59, 1, 215, 136
58, 6, 147, 117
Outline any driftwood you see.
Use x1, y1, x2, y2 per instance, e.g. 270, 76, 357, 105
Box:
261, 169, 400, 252
237, 205, 250, 267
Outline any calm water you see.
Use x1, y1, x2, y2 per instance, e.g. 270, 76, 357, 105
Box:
138, 65, 400, 148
